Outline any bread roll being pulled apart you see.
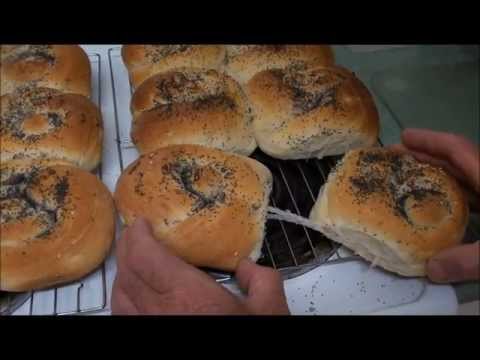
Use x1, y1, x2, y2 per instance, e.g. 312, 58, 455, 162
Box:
114, 144, 272, 272
121, 45, 225, 89
1, 45, 91, 97
223, 45, 335, 84
1, 86, 103, 171
130, 68, 257, 156
246, 64, 380, 160
0, 159, 115, 292
308, 148, 469, 277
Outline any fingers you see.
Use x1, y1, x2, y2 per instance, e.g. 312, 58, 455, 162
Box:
113, 220, 166, 311
111, 277, 139, 315
114, 217, 189, 312
115, 217, 227, 313
235, 258, 290, 314
120, 218, 190, 292
401, 129, 480, 192
427, 242, 480, 283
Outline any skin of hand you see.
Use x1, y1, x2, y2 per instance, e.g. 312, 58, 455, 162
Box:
111, 218, 290, 315
389, 128, 480, 283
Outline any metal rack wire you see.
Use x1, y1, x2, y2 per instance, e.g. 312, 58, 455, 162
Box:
107, 47, 362, 282
1, 53, 109, 316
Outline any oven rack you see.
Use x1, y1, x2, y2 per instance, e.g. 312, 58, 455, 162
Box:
1, 53, 110, 316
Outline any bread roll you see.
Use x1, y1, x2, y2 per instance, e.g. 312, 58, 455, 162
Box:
0, 45, 91, 97
309, 148, 469, 277
130, 68, 257, 156
114, 144, 272, 271
246, 64, 380, 160
223, 45, 334, 84
0, 159, 116, 292
1, 86, 103, 171
121, 45, 225, 89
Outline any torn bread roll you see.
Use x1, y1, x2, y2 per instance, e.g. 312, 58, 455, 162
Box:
1, 86, 103, 171
223, 45, 335, 84
0, 160, 116, 292
0, 45, 91, 97
130, 68, 257, 156
121, 45, 225, 89
114, 144, 272, 272
246, 64, 380, 160
309, 148, 469, 277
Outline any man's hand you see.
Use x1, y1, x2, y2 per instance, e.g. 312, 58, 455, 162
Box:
390, 128, 480, 283
111, 218, 290, 315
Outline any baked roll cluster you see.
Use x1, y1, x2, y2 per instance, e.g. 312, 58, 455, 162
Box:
0, 45, 115, 292
117, 45, 468, 278
122, 45, 378, 160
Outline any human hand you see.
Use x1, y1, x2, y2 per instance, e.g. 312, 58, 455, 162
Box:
390, 128, 479, 283
111, 218, 290, 315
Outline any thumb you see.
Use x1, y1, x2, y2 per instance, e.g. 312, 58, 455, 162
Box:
427, 242, 480, 283
122, 217, 190, 288
235, 258, 290, 315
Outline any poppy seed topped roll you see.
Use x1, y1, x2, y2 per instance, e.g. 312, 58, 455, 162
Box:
0, 160, 115, 292
114, 144, 273, 272
1, 45, 91, 97
1, 86, 103, 171
246, 64, 380, 160
130, 68, 257, 156
309, 148, 469, 277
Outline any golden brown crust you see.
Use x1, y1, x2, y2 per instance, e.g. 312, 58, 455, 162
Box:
0, 45, 91, 97
1, 86, 103, 171
0, 160, 115, 291
246, 64, 380, 159
114, 144, 272, 272
121, 45, 226, 89
130, 68, 256, 156
223, 45, 335, 84
310, 148, 469, 276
